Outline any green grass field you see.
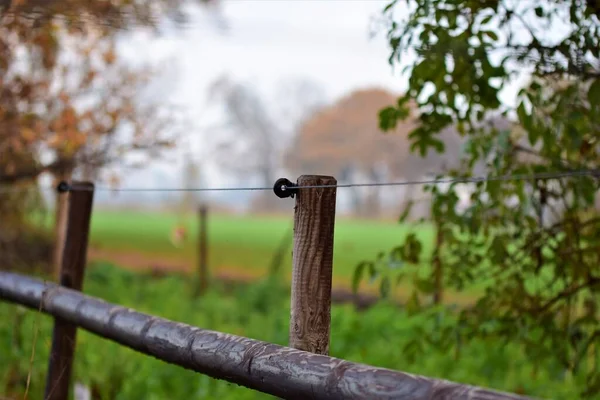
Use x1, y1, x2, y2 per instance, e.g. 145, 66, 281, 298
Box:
0, 263, 587, 399
84, 209, 495, 304
3, 210, 593, 398
87, 209, 435, 279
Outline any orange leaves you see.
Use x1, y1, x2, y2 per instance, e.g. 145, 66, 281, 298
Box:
82, 70, 97, 86
31, 27, 59, 69
1, 2, 181, 187
46, 133, 62, 148
58, 92, 70, 103
60, 106, 77, 128
50, 106, 75, 132
20, 127, 37, 143
103, 48, 116, 65
43, 104, 88, 156
8, 0, 28, 8
46, 130, 87, 156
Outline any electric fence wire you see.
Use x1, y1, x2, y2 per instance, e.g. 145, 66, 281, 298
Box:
0, 169, 598, 196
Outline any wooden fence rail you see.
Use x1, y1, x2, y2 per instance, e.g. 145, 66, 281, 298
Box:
0, 271, 530, 400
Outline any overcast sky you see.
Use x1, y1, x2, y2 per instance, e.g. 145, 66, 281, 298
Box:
95, 0, 531, 208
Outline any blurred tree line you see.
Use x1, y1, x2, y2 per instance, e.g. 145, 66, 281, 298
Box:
357, 0, 600, 397
208, 78, 467, 216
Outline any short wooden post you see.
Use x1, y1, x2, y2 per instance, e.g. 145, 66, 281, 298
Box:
52, 175, 70, 280
45, 181, 94, 400
289, 175, 337, 354
196, 204, 209, 296
432, 220, 444, 305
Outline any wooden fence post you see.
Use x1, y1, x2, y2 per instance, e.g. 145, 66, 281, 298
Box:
289, 175, 337, 355
45, 181, 94, 400
196, 204, 209, 296
52, 172, 71, 280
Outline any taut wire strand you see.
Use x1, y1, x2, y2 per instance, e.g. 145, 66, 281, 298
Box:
0, 169, 597, 195
69, 169, 598, 193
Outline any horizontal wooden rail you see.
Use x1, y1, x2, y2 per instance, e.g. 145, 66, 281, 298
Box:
0, 271, 532, 400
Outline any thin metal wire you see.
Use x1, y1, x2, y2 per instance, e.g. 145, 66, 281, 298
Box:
64, 169, 599, 193
69, 184, 275, 192
0, 185, 54, 195
294, 170, 599, 190
0, 169, 596, 195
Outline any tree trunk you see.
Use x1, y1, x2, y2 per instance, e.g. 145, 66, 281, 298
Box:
52, 168, 73, 281
350, 187, 363, 217
364, 168, 382, 218
364, 188, 380, 218
252, 166, 277, 213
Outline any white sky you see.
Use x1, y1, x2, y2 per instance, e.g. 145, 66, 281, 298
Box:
95, 0, 532, 208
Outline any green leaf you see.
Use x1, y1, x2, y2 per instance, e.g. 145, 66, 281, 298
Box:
534, 6, 543, 17
379, 107, 400, 131
406, 291, 421, 315
448, 11, 457, 28
482, 30, 499, 41
383, 0, 397, 12
480, 14, 493, 25
398, 200, 414, 223
404, 233, 423, 264
395, 273, 405, 286
397, 95, 411, 107
380, 277, 391, 298
352, 262, 367, 293
588, 79, 600, 106
368, 262, 379, 283
415, 278, 436, 294
431, 137, 445, 153
517, 102, 538, 144
402, 339, 423, 364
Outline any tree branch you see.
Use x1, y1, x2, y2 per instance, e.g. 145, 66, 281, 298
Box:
536, 276, 600, 314
0, 159, 74, 184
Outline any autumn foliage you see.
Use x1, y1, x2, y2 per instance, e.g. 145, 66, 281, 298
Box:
287, 88, 464, 216
0, 1, 207, 275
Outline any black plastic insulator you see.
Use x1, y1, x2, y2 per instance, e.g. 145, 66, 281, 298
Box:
56, 181, 70, 193
273, 178, 297, 199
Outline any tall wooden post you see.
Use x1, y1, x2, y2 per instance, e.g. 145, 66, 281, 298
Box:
289, 175, 337, 355
45, 181, 94, 400
196, 204, 209, 296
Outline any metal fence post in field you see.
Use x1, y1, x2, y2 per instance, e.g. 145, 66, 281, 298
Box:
45, 181, 94, 400
289, 175, 337, 355
196, 204, 209, 296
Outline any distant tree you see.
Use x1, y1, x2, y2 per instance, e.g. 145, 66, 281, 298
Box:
287, 88, 464, 217
208, 76, 282, 188
208, 75, 325, 212
180, 151, 204, 211
0, 0, 216, 278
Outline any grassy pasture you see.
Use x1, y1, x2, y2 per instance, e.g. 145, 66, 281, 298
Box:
0, 263, 586, 400
87, 209, 433, 277
2, 210, 591, 398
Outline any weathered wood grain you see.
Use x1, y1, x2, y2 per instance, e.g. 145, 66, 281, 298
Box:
290, 175, 337, 355
0, 271, 534, 400
45, 181, 94, 400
